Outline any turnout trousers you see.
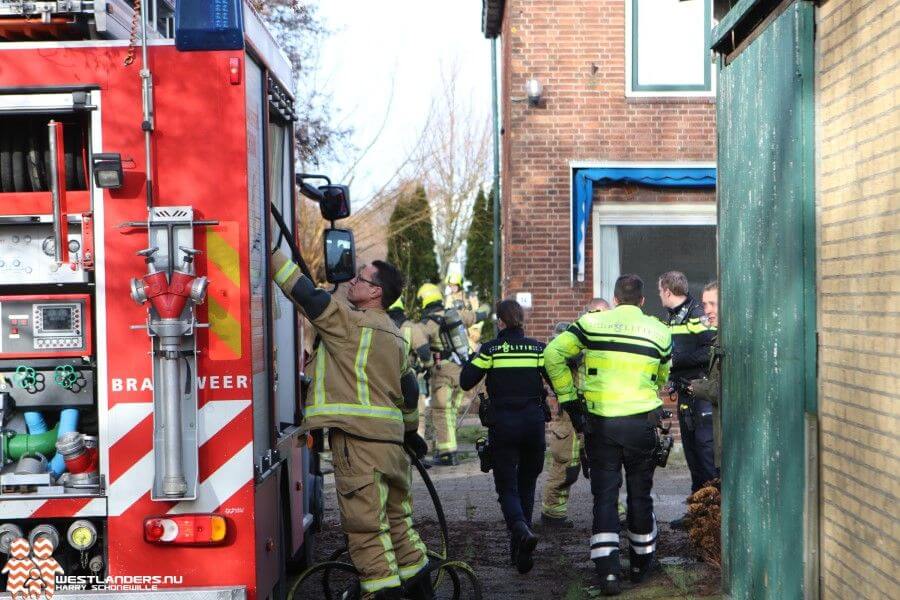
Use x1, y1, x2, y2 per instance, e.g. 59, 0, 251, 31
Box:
330, 430, 429, 595
430, 361, 464, 454
585, 413, 658, 577
541, 410, 582, 519
489, 403, 546, 529
677, 396, 719, 492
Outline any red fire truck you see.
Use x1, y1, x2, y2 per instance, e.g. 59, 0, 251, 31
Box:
0, 2, 340, 598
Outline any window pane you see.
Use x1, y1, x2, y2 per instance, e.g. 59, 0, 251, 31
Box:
633, 0, 709, 91
617, 225, 717, 319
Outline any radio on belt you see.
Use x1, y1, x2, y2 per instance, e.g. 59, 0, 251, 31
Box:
0, 295, 92, 358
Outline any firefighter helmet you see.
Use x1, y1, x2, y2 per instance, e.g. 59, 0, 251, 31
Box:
416, 283, 443, 308
388, 296, 404, 311
445, 272, 463, 286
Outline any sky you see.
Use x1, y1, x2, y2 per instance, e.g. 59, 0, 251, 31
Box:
314, 0, 492, 204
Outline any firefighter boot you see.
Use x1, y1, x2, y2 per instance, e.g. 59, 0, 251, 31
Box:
403, 570, 436, 600
511, 520, 538, 574
594, 553, 622, 596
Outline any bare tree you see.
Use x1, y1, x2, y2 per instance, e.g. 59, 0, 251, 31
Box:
416, 66, 491, 278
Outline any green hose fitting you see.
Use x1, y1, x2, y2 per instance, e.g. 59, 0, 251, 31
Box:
1, 425, 60, 461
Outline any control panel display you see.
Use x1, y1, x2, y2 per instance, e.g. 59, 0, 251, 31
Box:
41, 306, 74, 331
0, 295, 91, 358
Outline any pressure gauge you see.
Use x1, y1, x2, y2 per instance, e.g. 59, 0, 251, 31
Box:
67, 520, 97, 551
42, 236, 56, 257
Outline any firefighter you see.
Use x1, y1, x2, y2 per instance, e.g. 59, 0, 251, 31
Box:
271, 252, 433, 600
459, 299, 548, 574
388, 297, 432, 443
544, 275, 672, 596
414, 282, 488, 466
541, 298, 610, 528
657, 271, 717, 529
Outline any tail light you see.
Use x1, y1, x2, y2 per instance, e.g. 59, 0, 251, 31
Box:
143, 514, 227, 545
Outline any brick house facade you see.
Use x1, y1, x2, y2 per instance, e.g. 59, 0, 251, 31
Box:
484, 0, 718, 339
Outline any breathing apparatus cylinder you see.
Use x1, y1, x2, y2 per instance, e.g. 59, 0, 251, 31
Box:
441, 308, 470, 363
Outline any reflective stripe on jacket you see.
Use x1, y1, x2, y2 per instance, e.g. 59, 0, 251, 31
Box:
274, 256, 414, 442
543, 305, 671, 417
459, 327, 548, 402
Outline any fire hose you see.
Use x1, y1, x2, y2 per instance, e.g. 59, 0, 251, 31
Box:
287, 447, 482, 600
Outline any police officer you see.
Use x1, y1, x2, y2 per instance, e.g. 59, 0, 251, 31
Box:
414, 282, 488, 466
688, 281, 721, 470
460, 299, 547, 574
544, 275, 672, 596
541, 298, 609, 528
271, 252, 433, 600
658, 271, 717, 525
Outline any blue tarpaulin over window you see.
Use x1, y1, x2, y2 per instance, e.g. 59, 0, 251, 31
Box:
572, 167, 716, 282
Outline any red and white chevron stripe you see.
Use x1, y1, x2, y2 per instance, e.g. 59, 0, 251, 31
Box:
0, 399, 253, 520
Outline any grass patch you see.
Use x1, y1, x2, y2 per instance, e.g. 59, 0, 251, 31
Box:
456, 424, 487, 445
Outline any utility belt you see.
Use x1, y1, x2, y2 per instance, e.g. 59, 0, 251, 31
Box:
581, 406, 674, 468
478, 392, 551, 427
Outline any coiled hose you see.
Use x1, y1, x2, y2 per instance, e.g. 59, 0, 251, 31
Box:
287, 447, 482, 599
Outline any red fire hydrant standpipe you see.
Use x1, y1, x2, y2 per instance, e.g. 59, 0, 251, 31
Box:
131, 246, 208, 498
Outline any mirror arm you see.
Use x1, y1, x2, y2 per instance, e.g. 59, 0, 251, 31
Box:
298, 173, 332, 186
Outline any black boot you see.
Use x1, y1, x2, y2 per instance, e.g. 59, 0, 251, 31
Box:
594, 554, 622, 596
598, 573, 621, 596
540, 513, 574, 528
511, 520, 538, 574
403, 571, 436, 600
628, 548, 654, 583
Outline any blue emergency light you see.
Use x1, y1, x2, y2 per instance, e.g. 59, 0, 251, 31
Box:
175, 0, 244, 51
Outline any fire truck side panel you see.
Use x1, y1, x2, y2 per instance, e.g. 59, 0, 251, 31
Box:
0, 44, 263, 594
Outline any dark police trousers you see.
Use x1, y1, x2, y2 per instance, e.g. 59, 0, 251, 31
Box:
586, 413, 658, 577
678, 397, 719, 492
489, 402, 546, 529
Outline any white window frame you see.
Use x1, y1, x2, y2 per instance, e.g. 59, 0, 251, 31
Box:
625, 0, 716, 98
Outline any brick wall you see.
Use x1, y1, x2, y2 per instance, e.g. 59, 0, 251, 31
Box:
500, 0, 716, 340
815, 1, 899, 598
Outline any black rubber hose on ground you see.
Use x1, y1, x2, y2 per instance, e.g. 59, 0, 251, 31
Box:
288, 446, 482, 600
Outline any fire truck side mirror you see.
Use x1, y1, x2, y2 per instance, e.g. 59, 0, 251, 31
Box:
318, 185, 351, 221
323, 228, 356, 284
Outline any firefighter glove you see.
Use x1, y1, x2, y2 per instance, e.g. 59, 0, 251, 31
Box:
404, 431, 429, 459
562, 401, 586, 434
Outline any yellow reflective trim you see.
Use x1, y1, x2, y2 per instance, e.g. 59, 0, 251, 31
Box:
313, 348, 326, 406
375, 473, 399, 574
360, 574, 401, 593
274, 260, 299, 286
207, 296, 242, 357
206, 230, 240, 287
355, 328, 373, 405
305, 402, 403, 421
